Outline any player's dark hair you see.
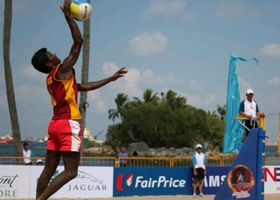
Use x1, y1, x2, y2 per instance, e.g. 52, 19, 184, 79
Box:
31, 48, 51, 74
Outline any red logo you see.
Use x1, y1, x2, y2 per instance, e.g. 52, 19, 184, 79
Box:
116, 173, 134, 191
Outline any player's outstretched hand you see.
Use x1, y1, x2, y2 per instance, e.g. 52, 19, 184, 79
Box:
60, 0, 71, 17
111, 67, 128, 81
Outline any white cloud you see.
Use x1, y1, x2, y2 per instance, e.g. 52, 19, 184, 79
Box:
87, 90, 107, 113
268, 77, 280, 85
260, 44, 280, 58
102, 62, 119, 76
142, 69, 154, 79
237, 77, 252, 93
102, 62, 143, 98
129, 31, 169, 56
145, 0, 187, 17
121, 68, 143, 96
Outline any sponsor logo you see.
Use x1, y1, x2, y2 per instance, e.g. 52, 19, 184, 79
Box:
116, 173, 186, 192
227, 165, 254, 198
0, 174, 19, 198
77, 171, 104, 184
204, 175, 227, 187
0, 174, 18, 188
39, 169, 107, 192
264, 167, 280, 182
68, 170, 107, 192
126, 174, 133, 187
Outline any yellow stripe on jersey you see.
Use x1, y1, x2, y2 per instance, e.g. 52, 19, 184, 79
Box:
60, 78, 81, 120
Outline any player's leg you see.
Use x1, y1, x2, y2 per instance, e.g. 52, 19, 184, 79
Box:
198, 179, 203, 195
61, 151, 81, 179
193, 176, 198, 197
36, 151, 80, 200
197, 168, 205, 196
36, 150, 61, 199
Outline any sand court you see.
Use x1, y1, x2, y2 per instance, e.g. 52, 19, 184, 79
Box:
10, 194, 280, 200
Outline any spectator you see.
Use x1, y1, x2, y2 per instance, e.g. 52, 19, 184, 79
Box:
36, 159, 44, 165
118, 147, 128, 167
192, 144, 207, 198
23, 142, 32, 165
239, 89, 260, 138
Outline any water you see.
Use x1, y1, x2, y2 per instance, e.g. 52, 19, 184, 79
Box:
0, 141, 47, 157
0, 142, 117, 166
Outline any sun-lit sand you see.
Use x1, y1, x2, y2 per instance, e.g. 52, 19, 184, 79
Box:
13, 193, 280, 200
50, 194, 279, 200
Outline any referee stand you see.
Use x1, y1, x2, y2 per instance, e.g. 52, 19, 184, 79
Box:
214, 114, 266, 200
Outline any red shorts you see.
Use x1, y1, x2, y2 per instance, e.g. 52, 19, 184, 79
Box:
47, 119, 82, 152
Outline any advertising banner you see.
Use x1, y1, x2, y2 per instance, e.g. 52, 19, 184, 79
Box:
264, 166, 280, 194
29, 166, 113, 198
186, 166, 230, 195
114, 167, 188, 197
0, 165, 30, 199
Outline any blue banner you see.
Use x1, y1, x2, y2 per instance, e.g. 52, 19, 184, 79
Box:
114, 166, 231, 197
223, 55, 258, 154
114, 167, 188, 196
185, 166, 230, 194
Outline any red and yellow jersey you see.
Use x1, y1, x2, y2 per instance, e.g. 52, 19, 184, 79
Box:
46, 64, 81, 120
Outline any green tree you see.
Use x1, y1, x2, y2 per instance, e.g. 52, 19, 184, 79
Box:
106, 90, 225, 149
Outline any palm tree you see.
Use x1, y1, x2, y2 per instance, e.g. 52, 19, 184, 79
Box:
108, 93, 129, 122
208, 110, 218, 118
216, 104, 226, 120
162, 90, 186, 110
133, 89, 160, 105
3, 0, 22, 156
79, 1, 91, 153
165, 90, 177, 106
174, 95, 187, 109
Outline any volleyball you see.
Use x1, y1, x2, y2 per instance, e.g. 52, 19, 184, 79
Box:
70, 0, 92, 21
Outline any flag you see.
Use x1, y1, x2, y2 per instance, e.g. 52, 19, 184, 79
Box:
223, 55, 258, 154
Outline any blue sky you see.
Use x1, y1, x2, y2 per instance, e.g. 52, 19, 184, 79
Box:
0, 0, 279, 142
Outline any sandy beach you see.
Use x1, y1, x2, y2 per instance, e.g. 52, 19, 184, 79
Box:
56, 194, 277, 200
12, 194, 279, 200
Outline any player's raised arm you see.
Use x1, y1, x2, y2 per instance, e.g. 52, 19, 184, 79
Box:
77, 67, 128, 91
57, 0, 83, 80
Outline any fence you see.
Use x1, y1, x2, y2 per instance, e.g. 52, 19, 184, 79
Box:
1, 156, 278, 166
265, 157, 280, 165
0, 156, 236, 167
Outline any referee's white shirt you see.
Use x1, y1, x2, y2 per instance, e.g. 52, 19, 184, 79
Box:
192, 152, 206, 169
